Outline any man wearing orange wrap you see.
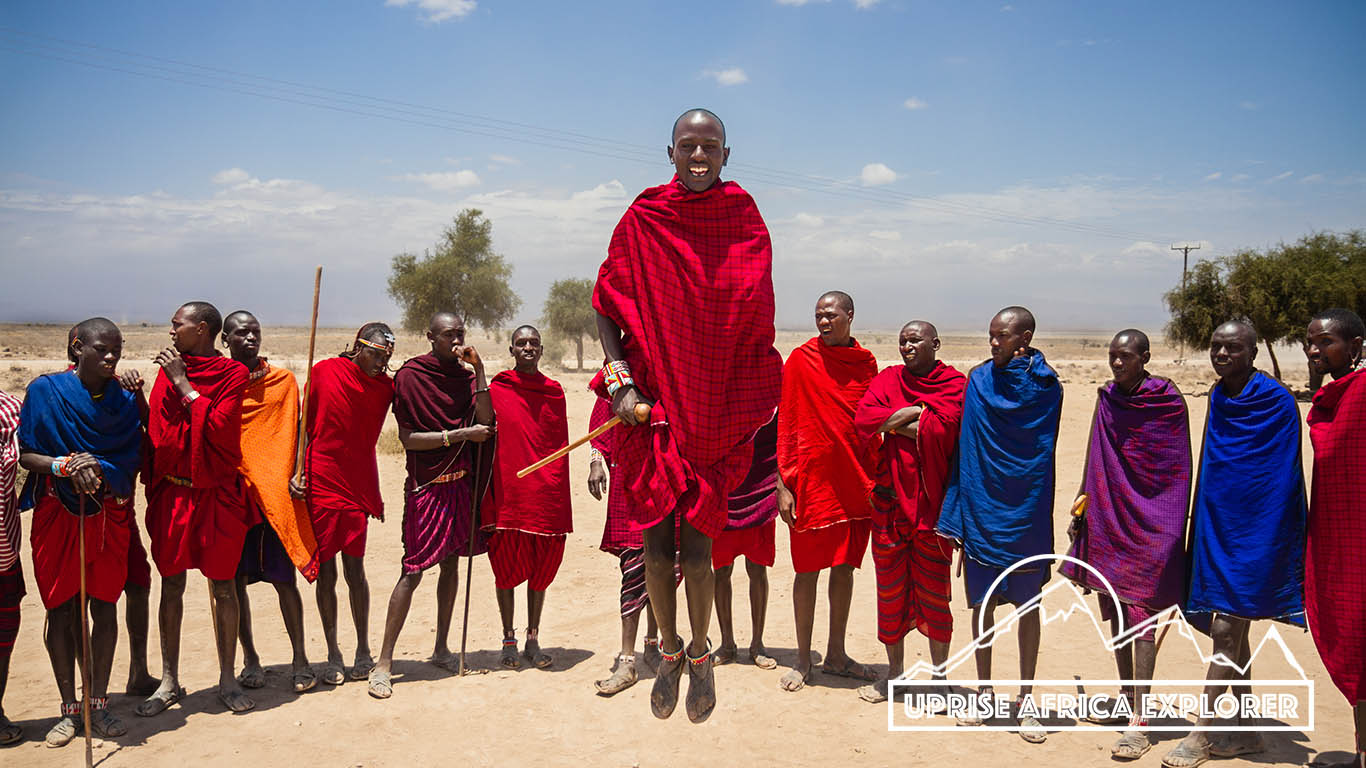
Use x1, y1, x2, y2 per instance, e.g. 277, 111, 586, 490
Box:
19, 318, 142, 745
593, 108, 782, 722
137, 301, 256, 716
777, 291, 880, 692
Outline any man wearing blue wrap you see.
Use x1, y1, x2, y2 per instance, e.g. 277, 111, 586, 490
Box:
938, 306, 1062, 744
1162, 321, 1307, 768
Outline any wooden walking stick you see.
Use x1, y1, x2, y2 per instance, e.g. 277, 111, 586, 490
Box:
77, 493, 93, 768
292, 266, 323, 488
516, 403, 651, 478
458, 440, 485, 677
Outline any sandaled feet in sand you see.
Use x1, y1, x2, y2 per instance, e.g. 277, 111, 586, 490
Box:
135, 682, 186, 717
91, 708, 128, 739
711, 642, 739, 667
650, 637, 686, 719
858, 678, 890, 703
1084, 692, 1131, 725
1209, 732, 1266, 758
820, 655, 879, 682
292, 662, 317, 692
685, 643, 716, 723
499, 638, 522, 670
320, 658, 345, 686
45, 715, 79, 748
1112, 729, 1152, 760
594, 653, 638, 696
957, 686, 993, 726
749, 643, 778, 670
237, 662, 267, 689
367, 668, 392, 699
1162, 736, 1212, 768
641, 638, 662, 672
780, 658, 814, 692
430, 651, 460, 673
349, 652, 376, 681
217, 684, 256, 713
0, 714, 22, 746
126, 671, 161, 698
523, 636, 553, 669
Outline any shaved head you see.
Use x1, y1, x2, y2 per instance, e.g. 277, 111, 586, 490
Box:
510, 324, 540, 343
1111, 328, 1150, 355
429, 311, 462, 332
1312, 307, 1365, 341
819, 290, 855, 313
903, 320, 938, 339
672, 108, 726, 145
994, 305, 1036, 335
180, 301, 223, 337
1213, 319, 1257, 347
223, 310, 257, 333
74, 317, 119, 345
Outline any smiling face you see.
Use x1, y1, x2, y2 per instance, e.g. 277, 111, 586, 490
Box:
1108, 333, 1150, 392
899, 321, 940, 376
814, 295, 853, 347
509, 327, 543, 372
223, 313, 262, 367
169, 305, 208, 354
73, 326, 122, 384
668, 112, 729, 193
1305, 318, 1361, 379
1209, 322, 1257, 382
428, 314, 466, 363
988, 311, 1033, 368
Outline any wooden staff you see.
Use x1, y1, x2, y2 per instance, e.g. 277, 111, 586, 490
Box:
77, 493, 93, 768
458, 440, 485, 676
516, 403, 651, 479
292, 266, 323, 487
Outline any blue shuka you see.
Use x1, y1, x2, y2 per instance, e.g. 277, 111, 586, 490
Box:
938, 350, 1063, 570
1187, 370, 1306, 624
18, 371, 143, 515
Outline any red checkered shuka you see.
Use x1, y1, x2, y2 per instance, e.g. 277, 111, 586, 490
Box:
0, 390, 20, 570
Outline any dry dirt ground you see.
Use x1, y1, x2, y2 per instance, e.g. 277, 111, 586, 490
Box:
0, 324, 1351, 767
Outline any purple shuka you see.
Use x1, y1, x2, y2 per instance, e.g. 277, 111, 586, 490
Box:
724, 414, 778, 531
1061, 376, 1192, 611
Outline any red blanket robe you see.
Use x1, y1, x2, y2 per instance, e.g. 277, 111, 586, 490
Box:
144, 353, 253, 579
592, 176, 783, 538
853, 361, 966, 531
305, 356, 393, 522
1305, 367, 1366, 702
487, 370, 572, 535
777, 337, 879, 531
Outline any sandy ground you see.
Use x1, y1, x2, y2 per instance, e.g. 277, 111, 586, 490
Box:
0, 325, 1352, 767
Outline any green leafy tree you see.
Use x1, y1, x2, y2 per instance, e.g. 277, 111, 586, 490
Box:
387, 209, 521, 333
541, 277, 599, 370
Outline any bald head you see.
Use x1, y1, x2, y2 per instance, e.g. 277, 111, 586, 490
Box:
989, 306, 1036, 368
1213, 320, 1257, 348
1210, 319, 1258, 388
74, 317, 119, 346
70, 317, 122, 383
1111, 328, 1150, 355
180, 301, 223, 338
903, 320, 938, 339
672, 108, 726, 145
223, 310, 257, 334
994, 305, 1036, 335
899, 320, 941, 375
818, 291, 855, 313
427, 311, 467, 362
429, 311, 462, 333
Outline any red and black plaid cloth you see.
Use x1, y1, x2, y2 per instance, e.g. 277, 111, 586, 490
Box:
1306, 368, 1366, 702
593, 176, 782, 538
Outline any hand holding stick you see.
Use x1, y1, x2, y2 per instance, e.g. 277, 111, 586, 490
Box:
516, 403, 651, 479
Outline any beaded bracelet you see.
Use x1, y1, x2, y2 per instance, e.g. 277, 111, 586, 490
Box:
181, 390, 201, 409
51, 456, 72, 477
603, 359, 634, 397
588, 446, 604, 463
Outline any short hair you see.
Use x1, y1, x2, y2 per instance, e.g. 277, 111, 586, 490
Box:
818, 290, 855, 313
181, 301, 223, 337
1111, 328, 1150, 355
995, 305, 1036, 334
223, 310, 256, 332
428, 311, 462, 332
509, 325, 540, 344
1312, 307, 1366, 340
672, 108, 726, 145
73, 317, 119, 349
901, 320, 939, 339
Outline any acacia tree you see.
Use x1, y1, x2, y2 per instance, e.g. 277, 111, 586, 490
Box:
387, 209, 521, 333
541, 277, 598, 370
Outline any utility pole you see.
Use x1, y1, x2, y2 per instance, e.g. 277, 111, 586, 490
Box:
1171, 243, 1201, 363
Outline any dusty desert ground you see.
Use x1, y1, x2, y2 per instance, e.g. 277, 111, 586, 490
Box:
0, 323, 1351, 767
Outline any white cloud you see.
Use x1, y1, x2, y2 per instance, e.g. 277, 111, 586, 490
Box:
1270, 171, 1293, 182
385, 0, 476, 23
703, 68, 749, 86
396, 170, 481, 190
212, 168, 250, 185
1203, 172, 1221, 181
792, 213, 825, 227
488, 154, 520, 167
1300, 173, 1325, 184
860, 163, 898, 186
903, 97, 929, 111
854, 0, 880, 8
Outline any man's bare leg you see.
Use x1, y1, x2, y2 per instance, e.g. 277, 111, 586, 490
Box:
234, 574, 264, 687
272, 578, 312, 690
431, 556, 459, 671
961, 597, 997, 726
524, 588, 551, 667
1014, 608, 1046, 742
678, 519, 716, 722
712, 564, 737, 664
341, 554, 372, 677
1111, 632, 1157, 758
644, 516, 683, 718
745, 558, 773, 667
42, 599, 80, 744
1163, 614, 1251, 766
369, 569, 423, 698
783, 569, 819, 691
137, 572, 186, 716
0, 600, 16, 744
210, 577, 253, 712
123, 583, 158, 696
822, 564, 870, 678
495, 584, 518, 669
594, 590, 644, 695
314, 557, 345, 684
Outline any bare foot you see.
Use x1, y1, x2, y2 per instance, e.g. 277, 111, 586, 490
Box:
780, 657, 813, 692
749, 643, 778, 670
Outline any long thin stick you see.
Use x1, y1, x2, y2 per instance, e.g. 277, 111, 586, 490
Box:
458, 441, 483, 676
78, 494, 93, 768
292, 266, 323, 487
516, 403, 650, 479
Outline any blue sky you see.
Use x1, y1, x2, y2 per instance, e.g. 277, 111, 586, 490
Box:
1, 1, 1363, 332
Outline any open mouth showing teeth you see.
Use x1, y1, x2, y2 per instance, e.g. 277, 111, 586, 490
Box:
689, 165, 709, 175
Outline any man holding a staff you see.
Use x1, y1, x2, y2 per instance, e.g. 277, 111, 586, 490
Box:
19, 318, 143, 745
592, 108, 782, 723
370, 312, 493, 699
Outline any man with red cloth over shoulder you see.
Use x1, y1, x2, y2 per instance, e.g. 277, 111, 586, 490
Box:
486, 326, 571, 670
137, 301, 256, 717
776, 291, 880, 693
593, 108, 782, 723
